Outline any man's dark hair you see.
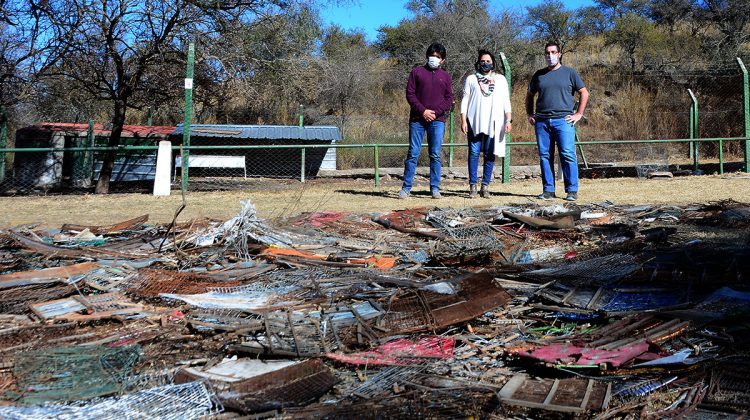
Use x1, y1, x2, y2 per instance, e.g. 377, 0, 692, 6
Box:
426, 43, 446, 59
474, 49, 496, 72
545, 41, 560, 52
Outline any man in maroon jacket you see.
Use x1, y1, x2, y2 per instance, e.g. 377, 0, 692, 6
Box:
399, 43, 454, 200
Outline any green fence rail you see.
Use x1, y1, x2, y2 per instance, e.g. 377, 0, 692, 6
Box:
2, 135, 748, 195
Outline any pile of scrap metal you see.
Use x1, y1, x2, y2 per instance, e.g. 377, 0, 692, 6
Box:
0, 199, 748, 419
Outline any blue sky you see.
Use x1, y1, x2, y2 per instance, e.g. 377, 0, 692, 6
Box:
321, 0, 596, 42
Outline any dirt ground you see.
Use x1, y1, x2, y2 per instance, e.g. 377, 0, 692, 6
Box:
1, 173, 749, 229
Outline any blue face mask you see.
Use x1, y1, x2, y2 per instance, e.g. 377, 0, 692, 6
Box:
479, 63, 493, 73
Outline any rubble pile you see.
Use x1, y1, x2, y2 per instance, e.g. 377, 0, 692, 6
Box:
0, 199, 749, 419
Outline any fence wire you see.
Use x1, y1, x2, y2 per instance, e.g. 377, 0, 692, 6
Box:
1, 66, 748, 196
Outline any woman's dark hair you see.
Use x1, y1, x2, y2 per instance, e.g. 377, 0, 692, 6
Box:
474, 49, 496, 72
426, 43, 447, 60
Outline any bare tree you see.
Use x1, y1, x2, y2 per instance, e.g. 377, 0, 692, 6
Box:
0, 1, 74, 122
41, 0, 290, 193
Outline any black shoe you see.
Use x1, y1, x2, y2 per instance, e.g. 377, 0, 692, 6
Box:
564, 192, 578, 202
537, 192, 556, 200
469, 184, 477, 199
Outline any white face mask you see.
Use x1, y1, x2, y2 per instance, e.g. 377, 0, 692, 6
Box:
427, 56, 442, 69
545, 54, 559, 67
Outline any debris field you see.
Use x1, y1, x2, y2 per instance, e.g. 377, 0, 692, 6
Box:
0, 199, 749, 419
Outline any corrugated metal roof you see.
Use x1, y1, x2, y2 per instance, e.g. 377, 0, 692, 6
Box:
19, 123, 175, 137
173, 124, 341, 142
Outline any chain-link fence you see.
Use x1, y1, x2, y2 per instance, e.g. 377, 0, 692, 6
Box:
1, 57, 749, 196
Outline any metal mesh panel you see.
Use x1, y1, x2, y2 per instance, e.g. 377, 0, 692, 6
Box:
12, 345, 140, 404
525, 254, 641, 285
128, 268, 244, 298
0, 381, 221, 420
238, 310, 337, 357
351, 365, 427, 399
0, 283, 77, 314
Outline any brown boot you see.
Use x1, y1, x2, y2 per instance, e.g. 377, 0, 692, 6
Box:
469, 184, 477, 198
480, 184, 490, 198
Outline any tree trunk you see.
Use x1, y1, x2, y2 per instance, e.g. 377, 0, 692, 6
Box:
95, 99, 127, 194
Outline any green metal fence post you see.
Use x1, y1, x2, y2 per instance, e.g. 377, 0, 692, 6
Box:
374, 144, 380, 188
738, 57, 750, 172
688, 89, 699, 172
0, 106, 7, 184
181, 43, 195, 193
500, 52, 511, 183
301, 147, 306, 182
448, 103, 454, 168
147, 107, 153, 126
299, 104, 304, 127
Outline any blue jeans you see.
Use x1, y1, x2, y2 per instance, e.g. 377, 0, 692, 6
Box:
535, 117, 578, 193
467, 124, 495, 186
402, 120, 444, 191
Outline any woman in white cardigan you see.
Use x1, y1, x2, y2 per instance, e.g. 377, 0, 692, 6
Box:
460, 49, 512, 198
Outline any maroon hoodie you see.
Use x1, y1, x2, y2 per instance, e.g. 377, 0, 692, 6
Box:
405, 65, 454, 122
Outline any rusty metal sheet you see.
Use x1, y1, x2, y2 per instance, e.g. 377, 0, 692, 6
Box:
0, 262, 100, 289
3, 231, 142, 259
61, 214, 149, 235
195, 359, 339, 413
128, 268, 245, 298
376, 272, 511, 335
503, 211, 576, 230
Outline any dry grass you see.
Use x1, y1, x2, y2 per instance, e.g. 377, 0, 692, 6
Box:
1, 173, 748, 229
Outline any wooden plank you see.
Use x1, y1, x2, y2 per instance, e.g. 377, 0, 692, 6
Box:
542, 379, 561, 406
501, 398, 584, 414
498, 374, 527, 399
580, 379, 595, 409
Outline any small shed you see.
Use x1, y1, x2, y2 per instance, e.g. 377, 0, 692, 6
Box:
171, 124, 341, 178
13, 123, 175, 190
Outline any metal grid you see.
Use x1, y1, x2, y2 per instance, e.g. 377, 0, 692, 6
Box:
0, 283, 77, 314
0, 381, 222, 419
13, 345, 141, 404
186, 310, 262, 333
219, 359, 338, 413
83, 266, 139, 292
237, 310, 336, 357
704, 361, 750, 410
376, 273, 511, 335
128, 268, 244, 298
525, 254, 641, 285
351, 364, 427, 399
425, 208, 486, 230
440, 223, 504, 254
